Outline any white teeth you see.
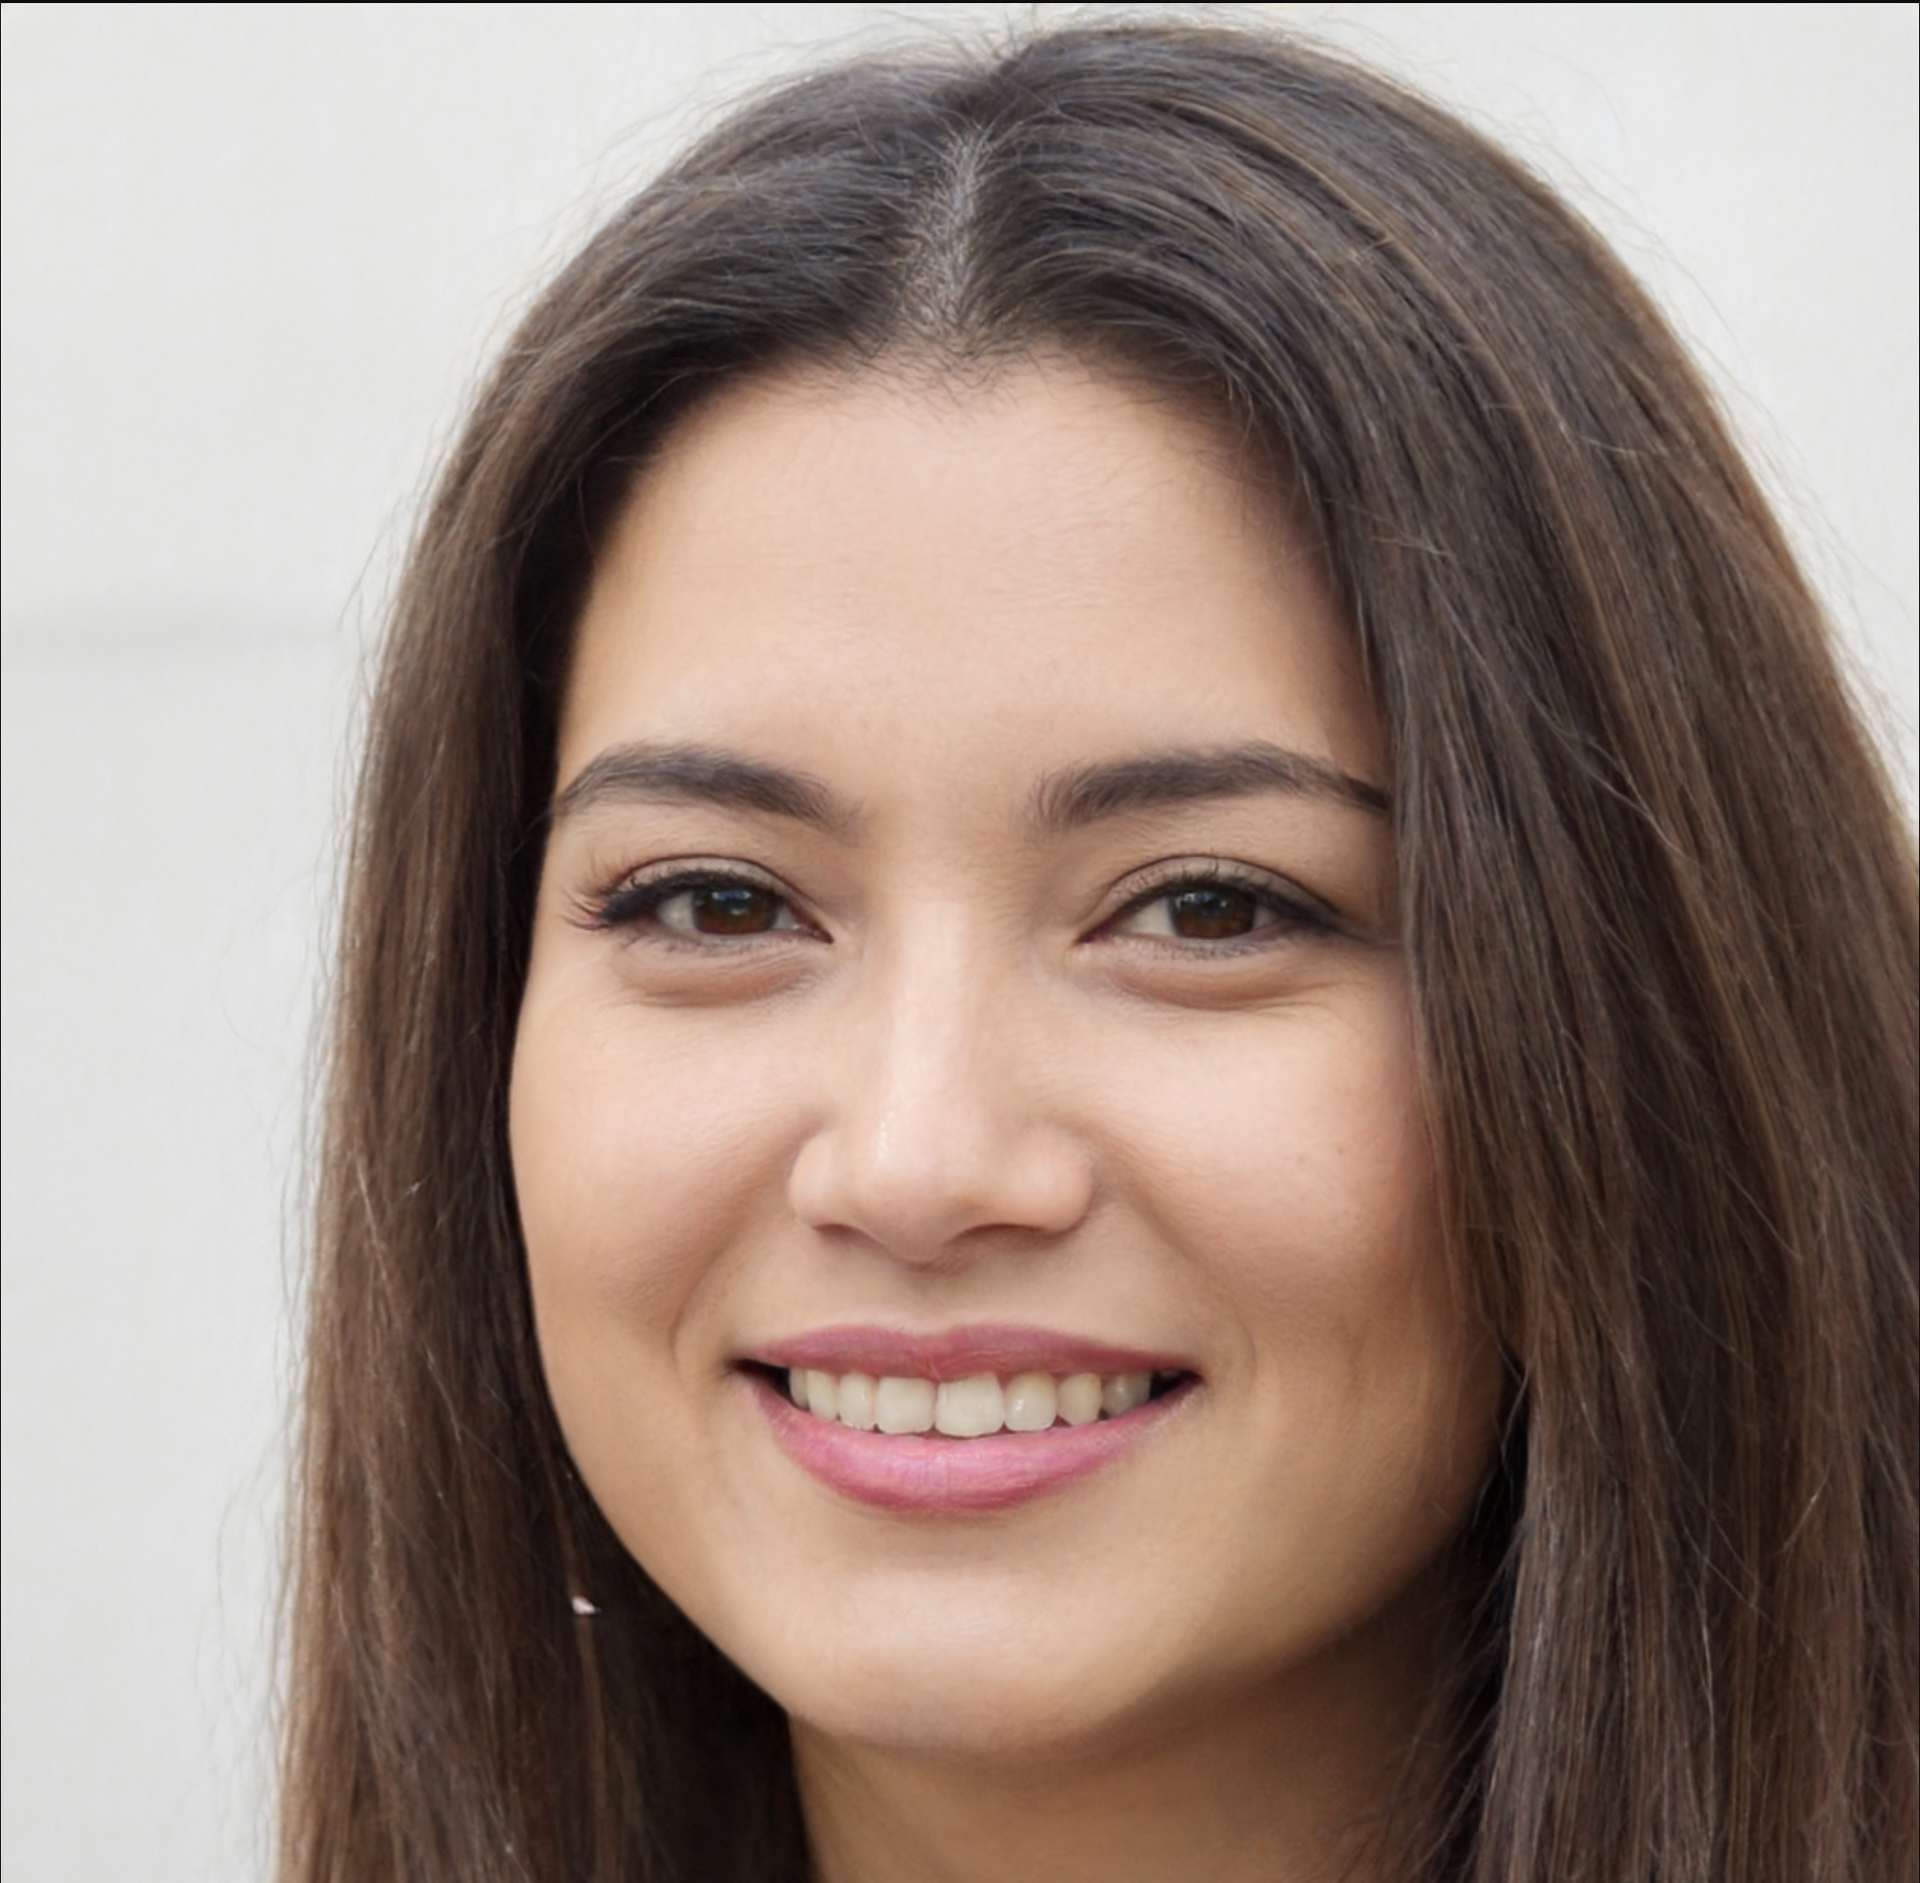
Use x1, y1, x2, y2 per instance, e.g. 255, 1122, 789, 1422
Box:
1003, 1372, 1058, 1432
783, 1363, 1178, 1437
874, 1376, 936, 1434
836, 1371, 877, 1431
934, 1374, 1005, 1438
1057, 1372, 1104, 1426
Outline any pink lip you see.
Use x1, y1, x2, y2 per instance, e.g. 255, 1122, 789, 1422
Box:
754, 1322, 1190, 1383
746, 1374, 1196, 1517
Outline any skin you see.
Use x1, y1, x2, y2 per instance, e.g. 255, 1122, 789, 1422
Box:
511, 356, 1504, 1882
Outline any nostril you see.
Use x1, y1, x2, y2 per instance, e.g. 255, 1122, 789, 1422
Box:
785, 1111, 1094, 1261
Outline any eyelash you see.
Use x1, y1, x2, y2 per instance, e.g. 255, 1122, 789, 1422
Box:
583, 864, 813, 946
1101, 862, 1333, 951
582, 860, 1334, 952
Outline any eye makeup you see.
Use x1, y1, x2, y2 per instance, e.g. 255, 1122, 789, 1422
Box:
1093, 857, 1352, 953
575, 857, 821, 945
573, 848, 1362, 965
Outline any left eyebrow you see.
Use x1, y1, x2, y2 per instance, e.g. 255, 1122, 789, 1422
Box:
1029, 743, 1391, 831
549, 741, 858, 833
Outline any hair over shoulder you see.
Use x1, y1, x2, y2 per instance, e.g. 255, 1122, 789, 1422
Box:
282, 19, 1918, 1881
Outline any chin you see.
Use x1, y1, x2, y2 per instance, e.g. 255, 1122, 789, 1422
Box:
786, 1653, 1157, 1767
718, 1579, 1162, 1764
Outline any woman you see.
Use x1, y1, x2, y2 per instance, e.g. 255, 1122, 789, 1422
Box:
281, 19, 1917, 1881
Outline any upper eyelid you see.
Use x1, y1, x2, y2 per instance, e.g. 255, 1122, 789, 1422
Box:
596, 856, 793, 901
580, 858, 815, 933
1100, 858, 1334, 924
577, 853, 1342, 937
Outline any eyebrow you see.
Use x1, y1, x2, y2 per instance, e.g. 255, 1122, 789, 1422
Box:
1029, 743, 1391, 829
549, 737, 1390, 834
550, 742, 856, 832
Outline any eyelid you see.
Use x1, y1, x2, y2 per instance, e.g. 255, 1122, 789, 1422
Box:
577, 856, 821, 939
1093, 858, 1342, 938
572, 853, 1351, 947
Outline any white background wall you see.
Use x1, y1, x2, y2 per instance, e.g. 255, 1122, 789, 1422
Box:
3, 5, 1913, 1877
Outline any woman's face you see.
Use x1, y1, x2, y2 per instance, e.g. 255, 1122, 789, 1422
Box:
512, 358, 1501, 1766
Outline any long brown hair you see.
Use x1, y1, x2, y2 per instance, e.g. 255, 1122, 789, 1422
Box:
281, 20, 1918, 1880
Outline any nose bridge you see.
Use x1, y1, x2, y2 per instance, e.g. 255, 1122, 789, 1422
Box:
786, 907, 1092, 1260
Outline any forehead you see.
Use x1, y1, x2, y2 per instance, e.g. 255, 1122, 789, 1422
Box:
558, 357, 1384, 810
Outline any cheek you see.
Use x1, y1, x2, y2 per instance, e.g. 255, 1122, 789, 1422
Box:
1118, 998, 1435, 1319
509, 989, 802, 1362
1106, 996, 1492, 1484
508, 986, 829, 1587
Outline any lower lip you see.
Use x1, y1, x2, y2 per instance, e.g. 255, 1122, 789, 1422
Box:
749, 1372, 1194, 1513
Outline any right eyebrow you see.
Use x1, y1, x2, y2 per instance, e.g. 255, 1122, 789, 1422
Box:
548, 741, 859, 834
1028, 742, 1391, 830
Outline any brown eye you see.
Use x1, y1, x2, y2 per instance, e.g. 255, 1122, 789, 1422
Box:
1165, 886, 1261, 939
642, 882, 797, 936
681, 885, 784, 934
1105, 873, 1316, 946
591, 866, 815, 942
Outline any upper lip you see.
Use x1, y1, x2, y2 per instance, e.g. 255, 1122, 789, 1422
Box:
750, 1323, 1194, 1383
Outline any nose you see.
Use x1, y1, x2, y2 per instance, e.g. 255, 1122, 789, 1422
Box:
786, 935, 1095, 1265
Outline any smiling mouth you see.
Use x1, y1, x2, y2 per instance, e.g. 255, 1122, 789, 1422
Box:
756, 1364, 1193, 1438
